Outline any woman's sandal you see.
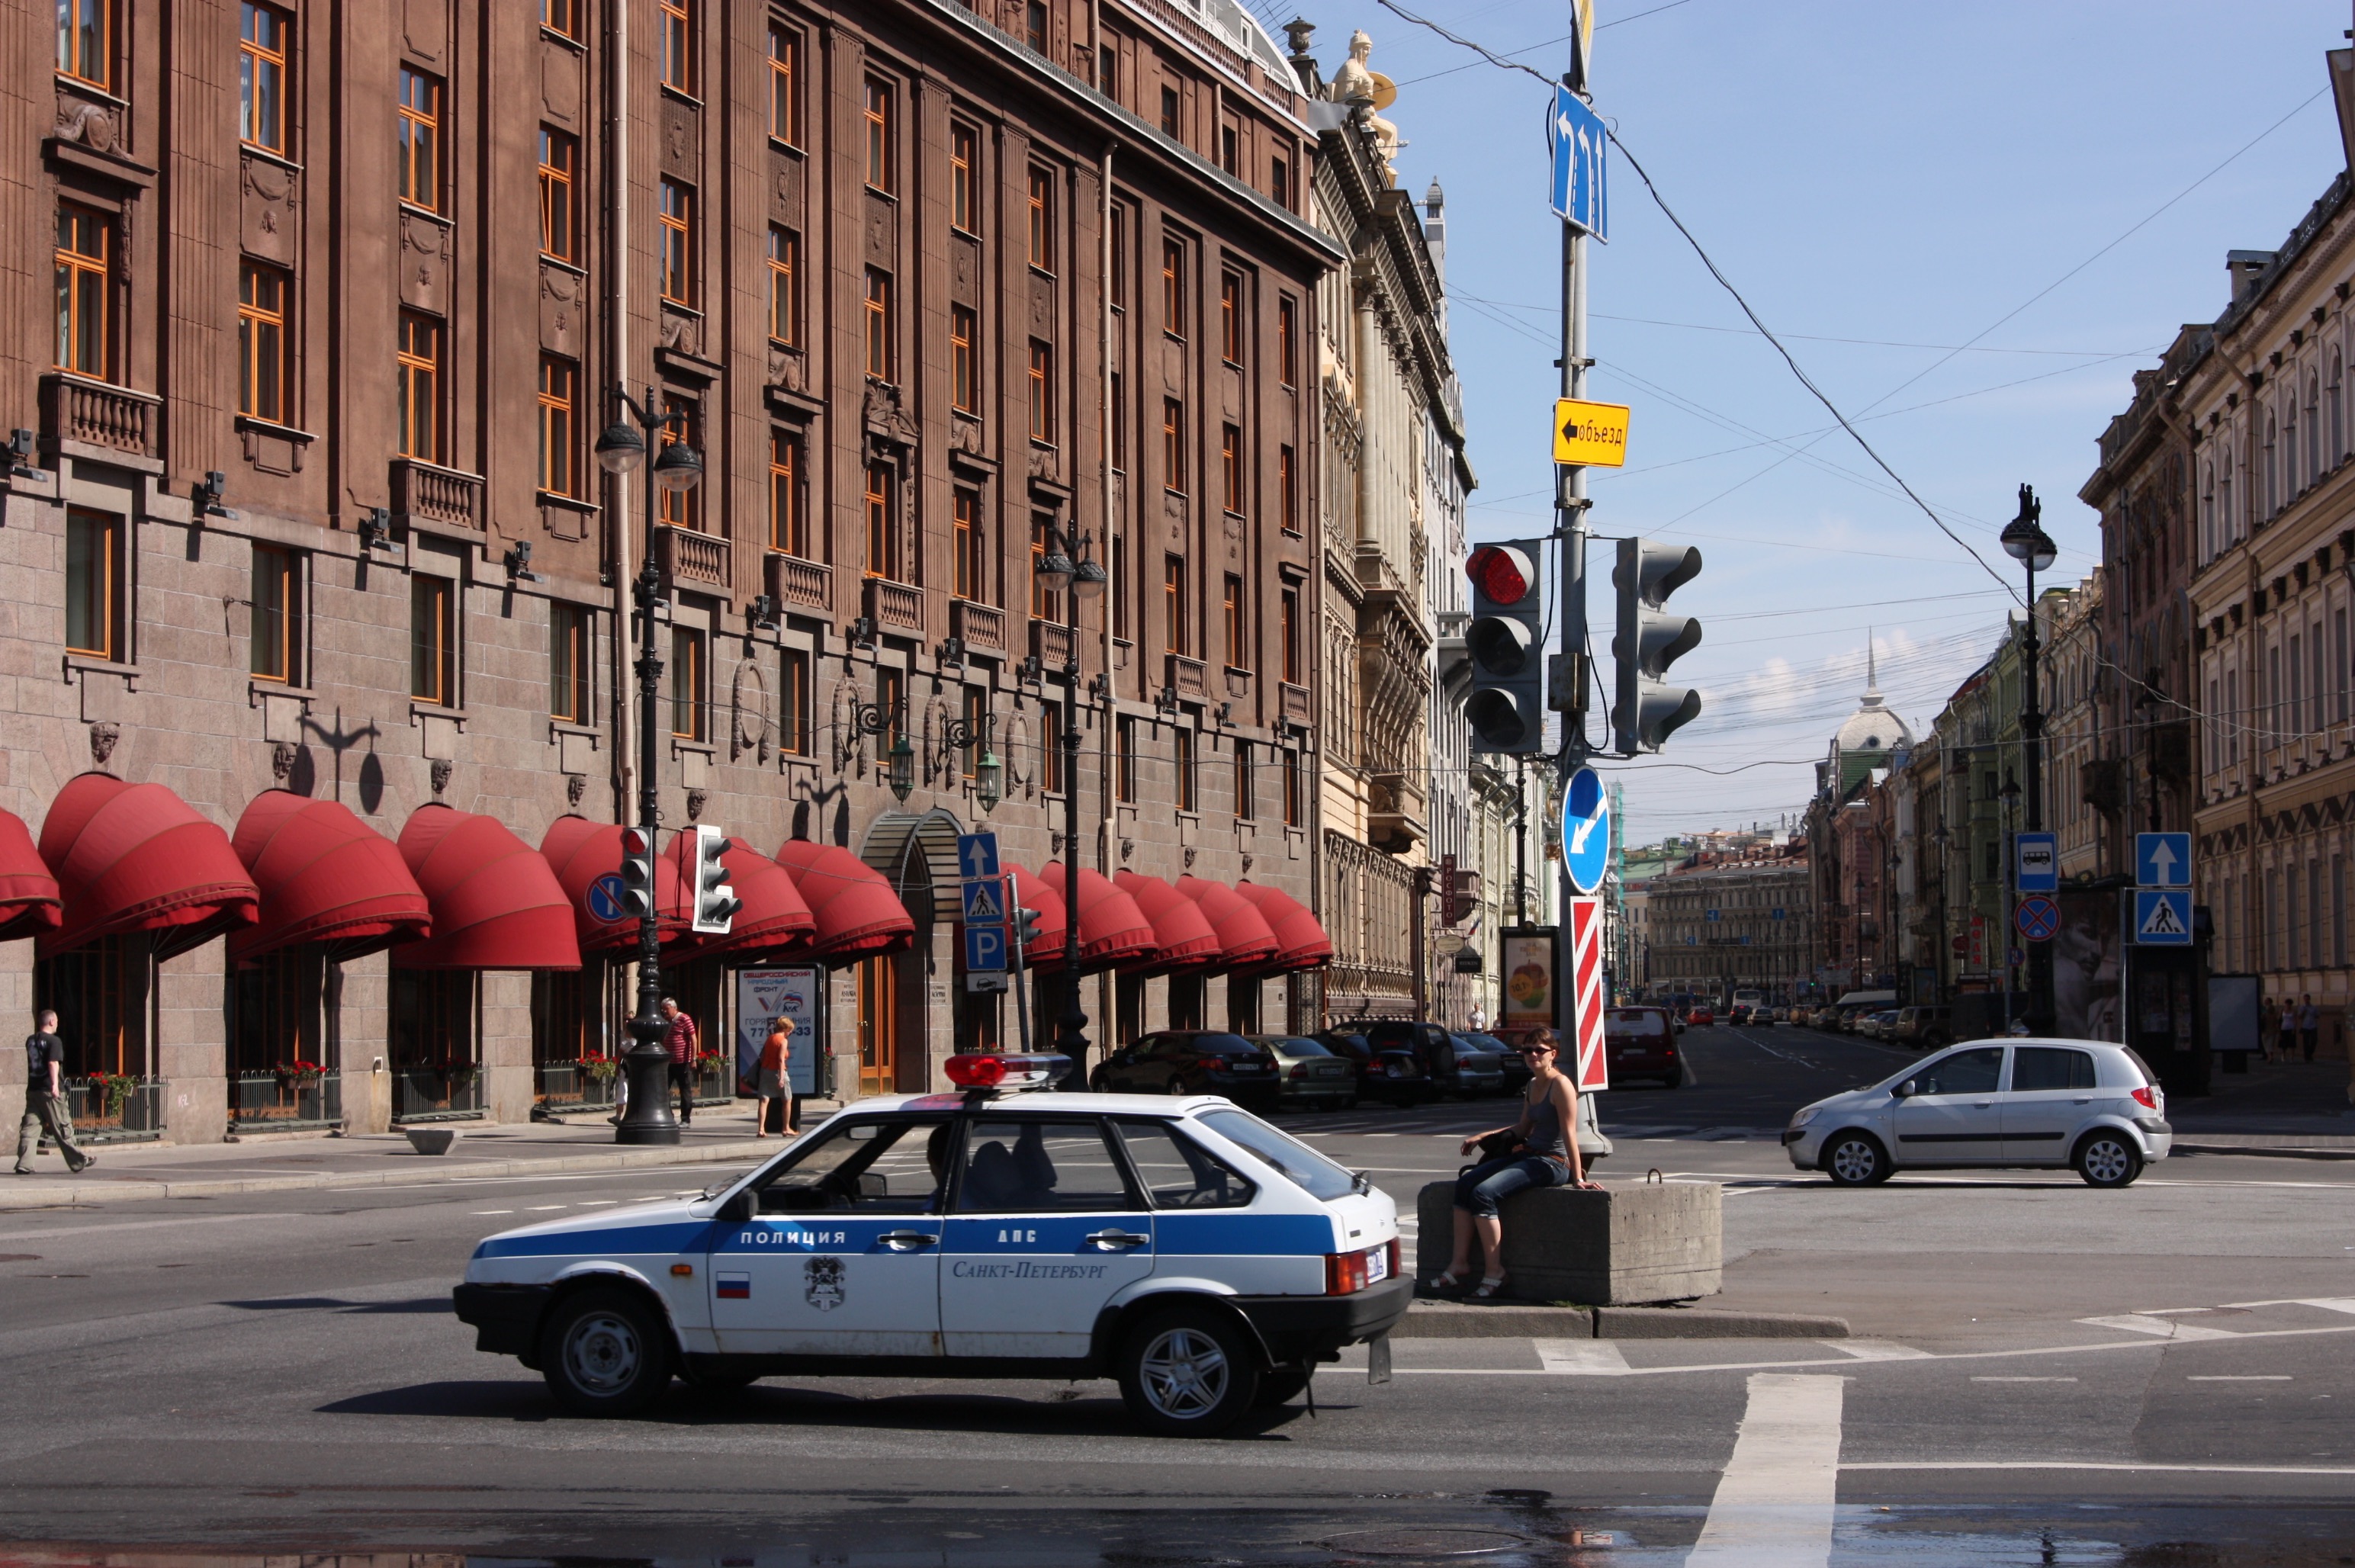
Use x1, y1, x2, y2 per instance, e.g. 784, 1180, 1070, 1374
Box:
1431, 1268, 1469, 1293
1471, 1274, 1509, 1300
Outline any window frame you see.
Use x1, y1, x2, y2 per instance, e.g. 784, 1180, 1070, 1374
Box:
1278, 444, 1298, 534
1174, 725, 1197, 812
237, 259, 294, 425
397, 66, 442, 211
1117, 715, 1137, 802
1222, 572, 1246, 670
766, 224, 800, 345
537, 354, 578, 497
657, 395, 702, 531
657, 0, 694, 95
1280, 584, 1301, 683
240, 4, 291, 155
395, 310, 442, 462
1220, 422, 1243, 514
953, 487, 988, 603
54, 202, 111, 380
670, 623, 708, 741
865, 461, 901, 582
950, 304, 979, 415
658, 178, 696, 307
1233, 741, 1255, 821
950, 120, 981, 234
1164, 554, 1187, 656
1161, 239, 1186, 339
767, 22, 801, 143
779, 645, 811, 756
541, 0, 580, 40
64, 507, 123, 663
1030, 512, 1065, 623
863, 76, 896, 194
1219, 271, 1243, 365
1161, 398, 1186, 494
538, 127, 579, 263
863, 268, 895, 381
249, 543, 300, 685
59, 0, 110, 91
409, 572, 457, 707
769, 429, 807, 557
1277, 297, 1297, 387
549, 600, 590, 725
1028, 339, 1055, 445
1028, 165, 1055, 273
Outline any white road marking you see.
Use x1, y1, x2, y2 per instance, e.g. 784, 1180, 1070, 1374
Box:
2298, 1297, 2355, 1316
525, 1204, 568, 1211
2187, 1374, 2291, 1381
1536, 1338, 1629, 1374
1846, 1460, 2355, 1476
2079, 1313, 2238, 1341
471, 1210, 514, 1216
1686, 1374, 1844, 1568
1971, 1376, 2077, 1383
1825, 1339, 1932, 1361
0, 1213, 291, 1244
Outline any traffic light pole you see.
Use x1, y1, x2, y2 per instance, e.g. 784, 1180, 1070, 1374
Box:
1557, 216, 1591, 770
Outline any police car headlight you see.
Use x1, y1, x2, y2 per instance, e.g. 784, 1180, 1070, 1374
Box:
1790, 1106, 1820, 1129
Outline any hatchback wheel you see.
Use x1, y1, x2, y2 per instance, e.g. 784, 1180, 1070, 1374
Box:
540, 1285, 673, 1417
1118, 1306, 1261, 1436
1821, 1131, 1889, 1187
1660, 1064, 1684, 1090
2074, 1132, 2143, 1188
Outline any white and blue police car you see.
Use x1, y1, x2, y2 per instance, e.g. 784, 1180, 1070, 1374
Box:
454, 1052, 1409, 1435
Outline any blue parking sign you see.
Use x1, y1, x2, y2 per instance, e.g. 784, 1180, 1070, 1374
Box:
964, 924, 1007, 972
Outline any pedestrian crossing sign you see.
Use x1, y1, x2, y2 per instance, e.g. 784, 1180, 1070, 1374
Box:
960, 879, 1005, 923
2132, 888, 2192, 946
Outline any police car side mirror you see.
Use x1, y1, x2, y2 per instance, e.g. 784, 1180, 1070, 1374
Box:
718, 1190, 753, 1222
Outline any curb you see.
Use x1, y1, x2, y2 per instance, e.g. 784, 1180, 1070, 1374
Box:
0, 1139, 775, 1209
1397, 1298, 1849, 1340
2173, 1141, 2355, 1162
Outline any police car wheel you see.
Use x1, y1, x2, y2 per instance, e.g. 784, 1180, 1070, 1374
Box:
1253, 1365, 1310, 1409
1118, 1308, 1261, 1436
541, 1286, 673, 1417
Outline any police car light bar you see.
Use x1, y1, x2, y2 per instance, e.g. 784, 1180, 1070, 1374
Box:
943, 1052, 1071, 1095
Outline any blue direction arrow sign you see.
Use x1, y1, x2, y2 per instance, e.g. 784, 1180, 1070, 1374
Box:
1563, 765, 1610, 895
960, 878, 1006, 924
964, 924, 1008, 972
2015, 832, 2058, 894
957, 831, 1001, 881
2137, 831, 2191, 889
2132, 888, 2193, 946
1548, 85, 1608, 239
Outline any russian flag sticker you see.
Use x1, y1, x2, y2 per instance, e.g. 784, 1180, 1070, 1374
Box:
716, 1272, 751, 1300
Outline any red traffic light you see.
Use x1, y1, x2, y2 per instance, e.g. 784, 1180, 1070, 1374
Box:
1467, 545, 1534, 606
619, 827, 651, 856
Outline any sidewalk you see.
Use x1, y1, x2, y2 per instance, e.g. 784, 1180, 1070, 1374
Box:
3, 1100, 826, 1210
2167, 1058, 2355, 1157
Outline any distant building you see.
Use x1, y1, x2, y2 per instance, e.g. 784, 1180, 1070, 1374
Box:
1646, 844, 1813, 1003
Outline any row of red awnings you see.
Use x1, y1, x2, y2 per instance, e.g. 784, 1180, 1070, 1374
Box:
0, 773, 1329, 978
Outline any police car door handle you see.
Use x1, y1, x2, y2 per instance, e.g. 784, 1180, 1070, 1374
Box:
875, 1230, 939, 1251
1084, 1229, 1150, 1251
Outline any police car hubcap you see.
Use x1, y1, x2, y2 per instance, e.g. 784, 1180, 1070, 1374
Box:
565, 1312, 641, 1393
1140, 1328, 1229, 1417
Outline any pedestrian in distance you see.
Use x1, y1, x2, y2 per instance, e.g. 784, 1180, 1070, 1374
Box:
1467, 1004, 1489, 1033
1433, 1027, 1597, 1300
2260, 997, 2280, 1063
17, 1009, 93, 1176
2300, 993, 2321, 1063
753, 1014, 795, 1138
660, 997, 698, 1126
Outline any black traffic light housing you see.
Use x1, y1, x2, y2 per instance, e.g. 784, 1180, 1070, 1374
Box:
1464, 540, 1547, 754
1612, 538, 1704, 753
1014, 905, 1046, 956
618, 826, 656, 921
689, 824, 743, 935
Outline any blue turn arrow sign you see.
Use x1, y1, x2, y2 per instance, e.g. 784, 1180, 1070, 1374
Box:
1563, 766, 1610, 895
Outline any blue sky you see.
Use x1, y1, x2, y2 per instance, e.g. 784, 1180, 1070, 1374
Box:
1261, 0, 2354, 844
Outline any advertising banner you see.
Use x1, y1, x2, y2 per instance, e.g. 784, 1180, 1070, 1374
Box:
2051, 885, 2122, 1043
1500, 927, 1557, 1030
734, 966, 824, 1097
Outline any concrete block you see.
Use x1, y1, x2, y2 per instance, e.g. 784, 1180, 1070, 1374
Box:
1595, 1306, 1847, 1339
1417, 1178, 1721, 1306
1394, 1300, 1594, 1338
405, 1126, 461, 1155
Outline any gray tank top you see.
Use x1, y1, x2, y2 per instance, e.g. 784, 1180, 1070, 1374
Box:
1523, 1084, 1570, 1164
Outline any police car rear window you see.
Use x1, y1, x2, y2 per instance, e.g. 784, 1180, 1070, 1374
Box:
1197, 1108, 1358, 1200
1114, 1119, 1255, 1208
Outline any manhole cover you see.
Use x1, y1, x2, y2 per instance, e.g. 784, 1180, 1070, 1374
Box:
1319, 1528, 1531, 1557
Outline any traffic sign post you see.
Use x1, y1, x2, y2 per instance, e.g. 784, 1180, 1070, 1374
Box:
1562, 765, 1610, 895
957, 832, 1001, 881
2015, 895, 2059, 943
1553, 398, 1630, 467
958, 830, 1010, 991
2132, 888, 2193, 946
2136, 831, 2191, 888
2015, 832, 2058, 894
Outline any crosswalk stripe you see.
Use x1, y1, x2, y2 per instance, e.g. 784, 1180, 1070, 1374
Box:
1824, 1339, 1932, 1361
1536, 1338, 1629, 1374
1687, 1373, 1844, 1568
2078, 1313, 2238, 1340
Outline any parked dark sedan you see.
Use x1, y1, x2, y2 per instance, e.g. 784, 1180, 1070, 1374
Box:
1246, 1033, 1358, 1111
1605, 1005, 1683, 1088
1365, 1020, 1485, 1097
1316, 1028, 1435, 1107
1090, 1030, 1280, 1110
1462, 1031, 1528, 1093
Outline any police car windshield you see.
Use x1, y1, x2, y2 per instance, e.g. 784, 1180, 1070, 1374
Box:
1197, 1108, 1359, 1200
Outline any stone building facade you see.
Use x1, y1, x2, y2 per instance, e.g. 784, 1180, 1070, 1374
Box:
0, 0, 1343, 1145
1645, 846, 1813, 1003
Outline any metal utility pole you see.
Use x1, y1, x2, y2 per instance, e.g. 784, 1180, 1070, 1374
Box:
2001, 484, 2059, 1036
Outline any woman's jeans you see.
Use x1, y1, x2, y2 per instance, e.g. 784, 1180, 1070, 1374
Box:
1454, 1153, 1568, 1219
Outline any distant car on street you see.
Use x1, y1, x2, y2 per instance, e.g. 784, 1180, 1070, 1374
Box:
1091, 1031, 1281, 1111
1604, 1006, 1682, 1088
1686, 1004, 1715, 1027
1462, 1031, 1529, 1093
1727, 1002, 1753, 1026
1315, 1029, 1433, 1107
1366, 1021, 1500, 1100
1246, 1035, 1357, 1112
1893, 1006, 1951, 1050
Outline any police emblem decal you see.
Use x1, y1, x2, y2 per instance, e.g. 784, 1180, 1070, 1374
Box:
804, 1255, 846, 1311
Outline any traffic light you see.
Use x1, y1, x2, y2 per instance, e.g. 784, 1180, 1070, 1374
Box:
1014, 905, 1045, 956
1464, 540, 1547, 753
1611, 537, 1704, 753
689, 824, 742, 935
618, 826, 656, 921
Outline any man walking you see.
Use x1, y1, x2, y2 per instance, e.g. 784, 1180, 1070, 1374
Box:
660, 997, 698, 1126
18, 1010, 93, 1176
2300, 994, 2321, 1063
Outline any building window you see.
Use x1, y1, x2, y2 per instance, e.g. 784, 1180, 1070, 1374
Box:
766, 225, 799, 344
250, 545, 299, 684
950, 121, 980, 233
1162, 239, 1185, 337
658, 396, 701, 531
237, 261, 293, 424
1116, 716, 1137, 802
1110, 205, 1128, 308
1028, 165, 1055, 272
537, 355, 577, 496
954, 488, 988, 602
1164, 554, 1187, 655
241, 5, 290, 153
1221, 423, 1243, 512
951, 305, 979, 414
657, 0, 692, 93
1162, 398, 1185, 493
54, 204, 110, 378
779, 646, 811, 755
1100, 43, 1118, 99
1110, 372, 1126, 470
1028, 340, 1055, 444
961, 686, 988, 778
64, 509, 121, 661
1280, 585, 1300, 683
768, 23, 800, 143
1112, 531, 1129, 640
1159, 85, 1179, 137
397, 67, 441, 210
541, 0, 580, 39
59, 0, 108, 88
1279, 445, 1298, 533
395, 310, 441, 461
1233, 741, 1255, 820
1277, 297, 1296, 386
1030, 513, 1063, 621
865, 461, 901, 581
1271, 156, 1288, 207
658, 178, 694, 306
538, 128, 577, 262
1220, 272, 1243, 363
670, 625, 706, 740
1174, 725, 1197, 811
1223, 573, 1245, 669
1283, 748, 1302, 826
876, 667, 906, 756
1025, 0, 1047, 50
1031, 701, 1061, 795
864, 268, 894, 381
410, 574, 455, 705
1220, 124, 1239, 175
769, 430, 806, 556
863, 76, 895, 193
549, 602, 589, 724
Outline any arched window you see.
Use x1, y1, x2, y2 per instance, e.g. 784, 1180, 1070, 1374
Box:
2265, 412, 2278, 518
2284, 398, 2299, 503
2201, 461, 2215, 563
2310, 371, 2324, 488
2220, 451, 2235, 545
2332, 349, 2344, 467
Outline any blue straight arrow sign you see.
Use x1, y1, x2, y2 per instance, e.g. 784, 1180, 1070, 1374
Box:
957, 831, 1000, 881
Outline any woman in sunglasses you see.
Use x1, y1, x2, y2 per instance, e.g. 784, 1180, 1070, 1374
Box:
1433, 1027, 1600, 1299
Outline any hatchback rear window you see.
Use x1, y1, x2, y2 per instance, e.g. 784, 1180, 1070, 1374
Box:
1186, 1033, 1258, 1057
1606, 1011, 1668, 1038
2013, 1046, 2097, 1091
2122, 1047, 2158, 1087
1197, 1108, 1358, 1200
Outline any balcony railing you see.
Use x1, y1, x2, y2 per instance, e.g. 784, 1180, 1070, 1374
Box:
766, 551, 831, 612
1280, 681, 1312, 725
659, 525, 731, 590
52, 1075, 165, 1145
42, 373, 159, 461
1166, 654, 1208, 699
390, 457, 486, 530
1030, 619, 1075, 669
392, 1064, 487, 1123
864, 575, 923, 633
951, 599, 1007, 656
230, 1070, 342, 1133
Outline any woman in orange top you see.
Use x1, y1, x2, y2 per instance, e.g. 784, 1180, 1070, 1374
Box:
754, 1015, 795, 1137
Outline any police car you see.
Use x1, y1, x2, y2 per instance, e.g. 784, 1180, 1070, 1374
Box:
453, 1052, 1409, 1436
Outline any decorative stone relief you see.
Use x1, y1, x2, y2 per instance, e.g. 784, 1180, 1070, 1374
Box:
862, 382, 920, 449
400, 214, 451, 313
1027, 445, 1060, 485
865, 200, 895, 265
541, 266, 581, 355
88, 721, 120, 768
951, 416, 985, 457
773, 156, 802, 217
429, 757, 453, 798
1002, 712, 1033, 798
566, 773, 587, 808
1030, 274, 1055, 334
769, 345, 807, 395
686, 788, 708, 821
657, 310, 700, 358
241, 158, 298, 265
53, 88, 120, 153
829, 680, 867, 776
731, 658, 771, 763
662, 101, 695, 173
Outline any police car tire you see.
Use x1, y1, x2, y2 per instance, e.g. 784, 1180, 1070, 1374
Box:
541, 1285, 674, 1417
1253, 1365, 1310, 1409
1116, 1306, 1261, 1436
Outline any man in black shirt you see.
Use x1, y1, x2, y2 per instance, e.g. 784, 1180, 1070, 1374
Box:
18, 1009, 93, 1175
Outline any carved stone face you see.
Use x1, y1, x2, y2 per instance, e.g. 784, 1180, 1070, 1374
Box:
1348, 29, 1371, 63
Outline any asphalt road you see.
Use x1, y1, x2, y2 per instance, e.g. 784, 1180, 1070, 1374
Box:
1, 1024, 2350, 1566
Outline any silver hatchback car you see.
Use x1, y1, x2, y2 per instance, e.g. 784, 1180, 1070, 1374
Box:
1782, 1039, 2171, 1188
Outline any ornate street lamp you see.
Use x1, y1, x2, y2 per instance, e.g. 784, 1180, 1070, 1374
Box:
2000, 484, 2058, 1036
1042, 522, 1103, 1076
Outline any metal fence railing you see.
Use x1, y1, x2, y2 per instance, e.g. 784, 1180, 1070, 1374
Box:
392, 1065, 487, 1123
49, 1076, 165, 1145
229, 1071, 342, 1134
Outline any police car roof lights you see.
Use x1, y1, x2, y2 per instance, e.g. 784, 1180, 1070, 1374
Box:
942, 1051, 1070, 1097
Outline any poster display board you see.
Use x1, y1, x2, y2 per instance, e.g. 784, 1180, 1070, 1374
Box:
1500, 927, 1558, 1030
734, 966, 824, 1097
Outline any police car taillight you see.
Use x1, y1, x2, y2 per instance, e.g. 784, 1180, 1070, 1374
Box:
1325, 1239, 1399, 1295
943, 1052, 1070, 1094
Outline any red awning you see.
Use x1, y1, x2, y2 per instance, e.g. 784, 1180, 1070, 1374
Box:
541, 816, 689, 953
673, 834, 815, 962
392, 805, 580, 970
1114, 870, 1222, 974
37, 773, 259, 959
995, 862, 1068, 967
1174, 875, 1280, 971
227, 792, 432, 963
1234, 881, 1334, 972
0, 807, 61, 943
774, 840, 915, 964
1037, 863, 1159, 972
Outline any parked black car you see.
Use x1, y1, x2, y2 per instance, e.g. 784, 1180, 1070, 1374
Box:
1316, 1027, 1435, 1107
1364, 1020, 1484, 1097
1245, 1033, 1359, 1110
1090, 1030, 1281, 1110
1462, 1030, 1528, 1093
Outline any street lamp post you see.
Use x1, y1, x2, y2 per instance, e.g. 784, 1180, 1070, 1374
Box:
2000, 484, 2059, 1036
1032, 524, 1105, 1070
593, 388, 703, 1145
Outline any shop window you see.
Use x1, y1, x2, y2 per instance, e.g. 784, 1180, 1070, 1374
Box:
864, 268, 894, 380
410, 573, 455, 705
865, 461, 901, 581
1028, 165, 1055, 273
856, 953, 900, 1097
65, 507, 122, 661
767, 225, 799, 345
539, 127, 577, 262
59, 0, 109, 88
532, 964, 615, 1081
1220, 272, 1243, 364
779, 646, 811, 755
953, 488, 988, 602
769, 429, 806, 555
1162, 398, 1185, 493
951, 304, 978, 414
395, 310, 441, 460
229, 950, 323, 1075
658, 0, 693, 93
863, 76, 895, 194
671, 625, 707, 741
1223, 573, 1245, 668
250, 543, 300, 684
658, 178, 695, 306
241, 4, 291, 153
950, 121, 980, 233
538, 355, 577, 496
390, 969, 480, 1121
550, 601, 589, 724
35, 934, 150, 1080
1028, 339, 1055, 444
237, 261, 293, 424
766, 21, 799, 141
54, 203, 111, 379
397, 66, 441, 210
